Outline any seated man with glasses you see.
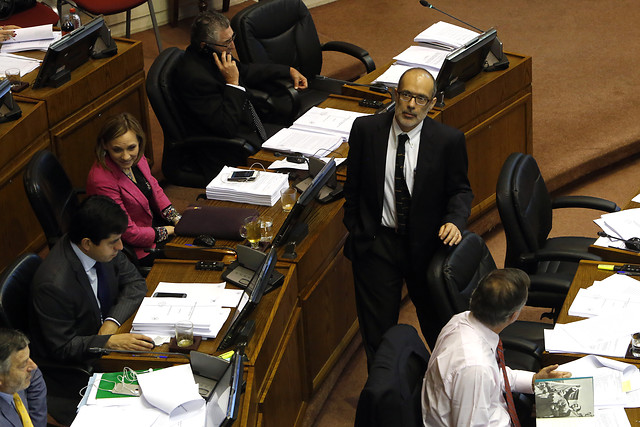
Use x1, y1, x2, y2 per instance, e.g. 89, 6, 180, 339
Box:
343, 67, 474, 368
174, 11, 307, 165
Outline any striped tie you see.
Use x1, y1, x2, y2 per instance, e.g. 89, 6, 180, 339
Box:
13, 393, 34, 427
395, 133, 411, 234
245, 99, 267, 141
496, 340, 521, 427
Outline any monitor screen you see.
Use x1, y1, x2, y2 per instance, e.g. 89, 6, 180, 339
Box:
205, 351, 244, 427
272, 158, 336, 248
435, 29, 498, 98
33, 16, 112, 89
217, 247, 278, 350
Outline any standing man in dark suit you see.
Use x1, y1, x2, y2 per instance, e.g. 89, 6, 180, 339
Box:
0, 329, 46, 427
30, 195, 153, 364
344, 68, 473, 366
173, 12, 307, 165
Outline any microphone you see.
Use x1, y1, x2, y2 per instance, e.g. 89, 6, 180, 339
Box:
315, 75, 390, 95
418, 0, 483, 32
418, 0, 509, 71
88, 347, 191, 358
597, 231, 640, 252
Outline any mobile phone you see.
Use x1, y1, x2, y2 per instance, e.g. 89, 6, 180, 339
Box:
228, 171, 257, 182
152, 292, 187, 298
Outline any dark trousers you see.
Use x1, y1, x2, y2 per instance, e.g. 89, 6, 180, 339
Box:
352, 226, 439, 369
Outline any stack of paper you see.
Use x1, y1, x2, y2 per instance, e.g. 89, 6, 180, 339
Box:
131, 282, 243, 339
206, 166, 289, 206
544, 309, 640, 358
0, 24, 60, 53
593, 208, 640, 250
0, 53, 41, 77
568, 274, 640, 318
268, 157, 346, 171
413, 21, 480, 51
290, 107, 369, 139
392, 45, 450, 78
261, 128, 344, 157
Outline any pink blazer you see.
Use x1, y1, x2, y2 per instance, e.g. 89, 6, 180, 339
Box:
86, 156, 172, 259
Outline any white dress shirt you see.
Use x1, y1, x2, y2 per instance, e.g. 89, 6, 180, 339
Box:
70, 242, 120, 326
381, 119, 423, 228
422, 311, 533, 427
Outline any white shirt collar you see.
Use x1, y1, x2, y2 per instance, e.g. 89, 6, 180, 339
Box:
70, 241, 97, 272
392, 117, 424, 147
467, 312, 500, 354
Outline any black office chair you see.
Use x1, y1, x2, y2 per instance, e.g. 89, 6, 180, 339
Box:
354, 324, 429, 427
0, 253, 92, 426
23, 149, 81, 249
231, 0, 376, 124
146, 47, 257, 188
23, 150, 148, 275
496, 152, 620, 278
426, 230, 552, 372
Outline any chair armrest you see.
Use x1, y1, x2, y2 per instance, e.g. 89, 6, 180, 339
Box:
247, 79, 300, 124
529, 273, 572, 293
322, 41, 376, 73
519, 249, 602, 265
37, 359, 93, 378
551, 195, 620, 213
179, 136, 258, 156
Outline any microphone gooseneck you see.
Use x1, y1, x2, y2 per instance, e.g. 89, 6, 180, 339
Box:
417, 0, 484, 33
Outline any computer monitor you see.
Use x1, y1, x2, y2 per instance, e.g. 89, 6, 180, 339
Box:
205, 351, 244, 427
217, 247, 278, 350
435, 28, 498, 100
272, 158, 337, 249
33, 16, 117, 89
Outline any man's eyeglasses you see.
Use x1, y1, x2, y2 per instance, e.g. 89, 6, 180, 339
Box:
397, 90, 431, 106
211, 33, 236, 48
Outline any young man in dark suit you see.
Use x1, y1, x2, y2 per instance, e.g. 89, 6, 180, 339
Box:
343, 68, 474, 366
30, 195, 153, 364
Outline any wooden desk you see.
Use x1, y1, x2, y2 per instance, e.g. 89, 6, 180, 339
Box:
545, 260, 640, 367
545, 260, 640, 423
589, 188, 640, 264
249, 52, 532, 223
110, 192, 355, 426
0, 98, 50, 272
98, 259, 300, 427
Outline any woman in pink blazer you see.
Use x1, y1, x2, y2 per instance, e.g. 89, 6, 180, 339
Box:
87, 113, 181, 266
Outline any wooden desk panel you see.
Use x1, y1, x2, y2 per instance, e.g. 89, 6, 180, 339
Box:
0, 99, 51, 272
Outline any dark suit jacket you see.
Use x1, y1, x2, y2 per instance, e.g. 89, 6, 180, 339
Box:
0, 368, 47, 427
343, 111, 473, 267
173, 45, 290, 149
86, 156, 172, 260
29, 236, 147, 362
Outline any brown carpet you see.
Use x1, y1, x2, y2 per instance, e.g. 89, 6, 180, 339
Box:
127, 2, 640, 425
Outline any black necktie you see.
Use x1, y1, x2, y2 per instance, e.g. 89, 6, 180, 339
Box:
94, 262, 111, 320
395, 133, 411, 234
245, 99, 268, 141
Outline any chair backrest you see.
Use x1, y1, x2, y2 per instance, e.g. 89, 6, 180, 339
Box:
496, 152, 553, 269
426, 231, 497, 333
231, 0, 323, 79
0, 253, 41, 334
355, 324, 429, 427
1, 2, 58, 27
23, 150, 79, 248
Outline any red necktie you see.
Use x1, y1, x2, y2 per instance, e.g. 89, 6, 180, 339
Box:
496, 340, 521, 427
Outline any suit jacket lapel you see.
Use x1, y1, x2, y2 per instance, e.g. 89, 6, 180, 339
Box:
64, 238, 103, 325
372, 113, 394, 211
412, 118, 435, 203
0, 397, 21, 427
106, 157, 152, 221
